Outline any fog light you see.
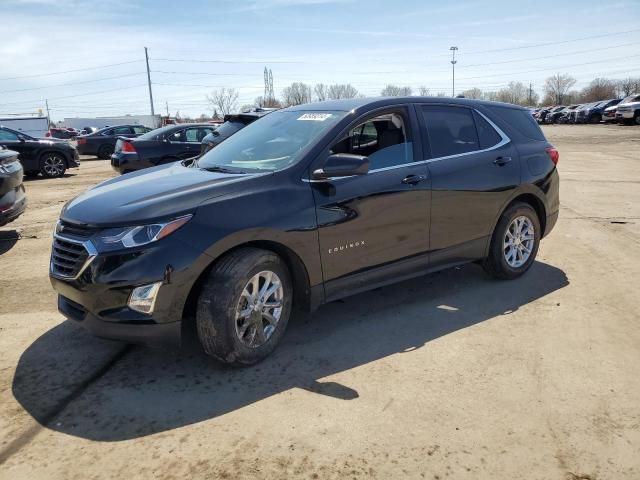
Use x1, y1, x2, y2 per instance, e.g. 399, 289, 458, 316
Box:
128, 282, 162, 314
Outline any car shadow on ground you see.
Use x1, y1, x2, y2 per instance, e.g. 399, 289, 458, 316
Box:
12, 261, 568, 442
0, 230, 20, 255
22, 173, 76, 182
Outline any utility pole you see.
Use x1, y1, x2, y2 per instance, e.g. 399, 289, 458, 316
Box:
45, 99, 51, 127
529, 82, 533, 106
144, 47, 156, 127
450, 46, 458, 97
166, 101, 169, 116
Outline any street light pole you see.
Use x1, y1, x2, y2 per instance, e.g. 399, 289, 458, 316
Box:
450, 46, 458, 97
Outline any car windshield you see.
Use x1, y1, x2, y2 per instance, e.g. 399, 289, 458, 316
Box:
197, 110, 345, 172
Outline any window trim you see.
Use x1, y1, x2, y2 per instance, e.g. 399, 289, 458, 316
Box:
303, 107, 510, 183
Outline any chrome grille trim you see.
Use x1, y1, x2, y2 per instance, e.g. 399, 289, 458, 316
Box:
50, 234, 98, 280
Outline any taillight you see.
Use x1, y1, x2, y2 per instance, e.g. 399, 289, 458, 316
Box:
45, 131, 50, 137
77, 137, 86, 145
545, 147, 559, 166
121, 141, 136, 153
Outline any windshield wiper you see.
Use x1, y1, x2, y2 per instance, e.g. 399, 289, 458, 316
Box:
201, 165, 248, 174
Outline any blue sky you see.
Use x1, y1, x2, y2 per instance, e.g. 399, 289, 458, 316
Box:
1, 0, 639, 120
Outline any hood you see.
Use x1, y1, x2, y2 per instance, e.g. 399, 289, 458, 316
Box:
61, 162, 262, 226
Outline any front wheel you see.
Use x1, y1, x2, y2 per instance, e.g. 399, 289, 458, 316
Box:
39, 153, 67, 178
483, 202, 541, 280
634, 112, 640, 126
196, 248, 293, 366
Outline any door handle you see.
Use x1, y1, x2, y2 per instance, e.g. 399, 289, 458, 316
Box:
401, 174, 428, 185
493, 156, 512, 166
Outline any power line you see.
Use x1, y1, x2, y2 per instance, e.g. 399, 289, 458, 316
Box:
0, 84, 149, 106
0, 60, 142, 81
151, 57, 305, 64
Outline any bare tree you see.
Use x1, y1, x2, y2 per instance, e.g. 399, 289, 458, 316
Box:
418, 86, 430, 96
543, 73, 576, 105
281, 82, 313, 106
314, 84, 328, 102
494, 82, 528, 105
580, 78, 618, 102
240, 104, 254, 112
617, 77, 640, 97
327, 84, 359, 99
254, 95, 282, 109
381, 84, 413, 96
436, 91, 448, 97
460, 87, 483, 99
207, 87, 239, 116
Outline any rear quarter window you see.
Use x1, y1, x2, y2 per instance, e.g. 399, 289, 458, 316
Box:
489, 106, 546, 141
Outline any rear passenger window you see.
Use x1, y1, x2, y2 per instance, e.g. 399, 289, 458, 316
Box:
473, 111, 502, 149
420, 106, 479, 158
488, 106, 545, 141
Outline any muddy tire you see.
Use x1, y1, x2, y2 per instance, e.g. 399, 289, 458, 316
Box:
97, 144, 114, 160
196, 248, 292, 366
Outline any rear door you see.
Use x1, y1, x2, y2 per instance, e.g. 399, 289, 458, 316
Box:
311, 106, 431, 300
418, 104, 520, 266
167, 127, 215, 159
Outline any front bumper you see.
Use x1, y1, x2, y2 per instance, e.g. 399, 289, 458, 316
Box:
616, 110, 635, 120
110, 152, 147, 174
49, 230, 212, 347
66, 149, 81, 168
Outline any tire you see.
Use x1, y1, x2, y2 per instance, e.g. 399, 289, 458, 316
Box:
483, 202, 541, 280
97, 144, 114, 159
39, 153, 67, 178
590, 114, 602, 124
634, 112, 640, 126
196, 247, 293, 366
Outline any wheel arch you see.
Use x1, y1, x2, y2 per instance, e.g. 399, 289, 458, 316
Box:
181, 239, 314, 324
39, 149, 70, 167
484, 189, 548, 257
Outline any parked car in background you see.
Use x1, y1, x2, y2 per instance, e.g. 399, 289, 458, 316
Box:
544, 106, 567, 124
603, 104, 620, 123
76, 124, 153, 159
615, 93, 640, 125
578, 99, 621, 124
110, 123, 215, 174
0, 147, 27, 227
201, 110, 275, 154
0, 126, 80, 178
557, 105, 580, 124
79, 126, 98, 135
46, 127, 78, 139
51, 97, 559, 365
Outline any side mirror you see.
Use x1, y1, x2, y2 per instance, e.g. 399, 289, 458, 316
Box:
18, 135, 26, 143
312, 153, 369, 180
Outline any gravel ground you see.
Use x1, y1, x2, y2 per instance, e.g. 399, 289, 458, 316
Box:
0, 124, 638, 479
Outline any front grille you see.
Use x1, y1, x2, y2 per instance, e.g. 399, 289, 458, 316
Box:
51, 236, 92, 278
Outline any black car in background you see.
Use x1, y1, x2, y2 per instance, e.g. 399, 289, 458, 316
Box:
51, 97, 559, 365
577, 99, 621, 124
0, 147, 27, 227
201, 110, 276, 154
0, 126, 80, 178
77, 124, 152, 159
110, 123, 215, 174
542, 106, 566, 124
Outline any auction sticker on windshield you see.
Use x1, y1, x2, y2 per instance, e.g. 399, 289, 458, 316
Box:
298, 113, 333, 121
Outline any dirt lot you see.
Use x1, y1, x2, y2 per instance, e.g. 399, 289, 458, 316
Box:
0, 125, 638, 479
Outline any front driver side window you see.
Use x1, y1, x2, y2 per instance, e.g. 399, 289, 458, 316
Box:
330, 111, 412, 171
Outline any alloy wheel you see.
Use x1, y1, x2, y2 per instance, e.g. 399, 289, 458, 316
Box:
43, 155, 65, 177
235, 270, 284, 348
503, 216, 535, 268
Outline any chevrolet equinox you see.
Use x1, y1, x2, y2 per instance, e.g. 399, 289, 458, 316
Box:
50, 98, 559, 366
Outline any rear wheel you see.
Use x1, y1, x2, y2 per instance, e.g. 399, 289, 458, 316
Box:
39, 153, 67, 178
483, 202, 540, 280
196, 248, 293, 366
634, 112, 640, 126
97, 144, 114, 159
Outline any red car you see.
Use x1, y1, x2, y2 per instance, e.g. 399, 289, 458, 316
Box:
46, 128, 78, 139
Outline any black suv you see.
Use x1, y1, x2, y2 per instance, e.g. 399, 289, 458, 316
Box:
50, 98, 560, 365
201, 109, 276, 154
0, 126, 80, 178
0, 147, 27, 226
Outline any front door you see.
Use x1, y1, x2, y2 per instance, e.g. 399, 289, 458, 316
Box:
0, 128, 37, 170
311, 107, 431, 301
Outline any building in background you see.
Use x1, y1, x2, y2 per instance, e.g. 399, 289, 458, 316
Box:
62, 114, 161, 130
0, 116, 49, 137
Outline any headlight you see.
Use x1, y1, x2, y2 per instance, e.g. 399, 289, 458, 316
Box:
94, 214, 192, 252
